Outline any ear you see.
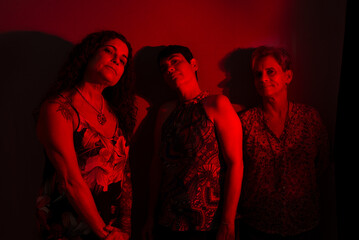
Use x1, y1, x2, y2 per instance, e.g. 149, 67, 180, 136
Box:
285, 69, 293, 85
190, 58, 199, 71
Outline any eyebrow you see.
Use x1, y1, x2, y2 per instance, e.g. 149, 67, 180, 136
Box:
103, 44, 128, 59
167, 54, 182, 60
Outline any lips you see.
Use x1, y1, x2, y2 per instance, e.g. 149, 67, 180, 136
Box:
169, 72, 181, 80
105, 65, 117, 75
259, 84, 274, 89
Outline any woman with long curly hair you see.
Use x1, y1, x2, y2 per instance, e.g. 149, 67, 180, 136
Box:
36, 30, 136, 240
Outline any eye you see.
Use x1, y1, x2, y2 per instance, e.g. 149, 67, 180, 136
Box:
159, 63, 168, 73
103, 47, 114, 55
267, 69, 276, 76
170, 58, 180, 65
161, 66, 170, 73
254, 71, 262, 79
120, 58, 127, 66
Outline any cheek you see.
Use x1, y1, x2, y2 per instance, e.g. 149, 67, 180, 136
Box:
88, 55, 105, 70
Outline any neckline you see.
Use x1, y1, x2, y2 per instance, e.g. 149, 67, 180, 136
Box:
80, 117, 118, 140
259, 101, 292, 140
182, 91, 209, 105
58, 93, 118, 139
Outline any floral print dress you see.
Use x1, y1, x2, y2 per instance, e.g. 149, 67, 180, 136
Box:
36, 96, 132, 240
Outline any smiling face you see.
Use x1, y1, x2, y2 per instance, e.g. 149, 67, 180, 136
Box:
159, 53, 198, 89
253, 55, 292, 97
85, 38, 129, 87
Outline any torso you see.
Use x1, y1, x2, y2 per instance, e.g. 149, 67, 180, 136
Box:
62, 90, 118, 138
261, 102, 292, 138
37, 92, 131, 238
158, 91, 225, 231
238, 103, 328, 236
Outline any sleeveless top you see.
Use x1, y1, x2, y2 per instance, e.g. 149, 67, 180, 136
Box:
158, 91, 224, 231
36, 95, 132, 240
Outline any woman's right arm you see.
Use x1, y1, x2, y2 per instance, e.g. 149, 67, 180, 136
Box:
37, 99, 109, 239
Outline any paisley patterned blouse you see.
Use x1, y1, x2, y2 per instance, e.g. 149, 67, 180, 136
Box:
238, 103, 329, 236
158, 92, 225, 231
36, 96, 132, 240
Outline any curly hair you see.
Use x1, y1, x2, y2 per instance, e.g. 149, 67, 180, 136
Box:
45, 30, 137, 141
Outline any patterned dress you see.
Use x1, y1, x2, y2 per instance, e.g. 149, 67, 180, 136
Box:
36, 96, 132, 240
158, 91, 225, 231
238, 103, 329, 236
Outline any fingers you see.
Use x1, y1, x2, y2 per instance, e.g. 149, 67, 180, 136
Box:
104, 225, 114, 233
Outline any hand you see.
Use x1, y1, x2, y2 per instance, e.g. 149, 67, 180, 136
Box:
105, 226, 130, 240
142, 218, 154, 240
216, 221, 235, 240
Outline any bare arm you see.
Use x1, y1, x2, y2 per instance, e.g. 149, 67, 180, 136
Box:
37, 99, 109, 239
205, 95, 243, 239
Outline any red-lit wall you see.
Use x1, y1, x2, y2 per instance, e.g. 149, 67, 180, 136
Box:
0, 0, 346, 239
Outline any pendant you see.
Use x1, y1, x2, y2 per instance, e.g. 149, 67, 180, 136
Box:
97, 113, 107, 125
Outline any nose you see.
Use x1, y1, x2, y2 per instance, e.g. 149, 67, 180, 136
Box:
167, 66, 175, 74
260, 72, 269, 83
112, 55, 120, 65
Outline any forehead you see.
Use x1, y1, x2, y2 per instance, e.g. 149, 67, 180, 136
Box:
103, 38, 129, 56
254, 55, 281, 70
159, 53, 185, 64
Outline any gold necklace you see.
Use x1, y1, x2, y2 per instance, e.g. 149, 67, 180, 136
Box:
75, 87, 107, 125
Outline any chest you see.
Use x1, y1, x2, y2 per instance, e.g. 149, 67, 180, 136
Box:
263, 114, 286, 138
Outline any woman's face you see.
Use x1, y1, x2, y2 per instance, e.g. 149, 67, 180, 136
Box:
253, 55, 292, 98
85, 38, 129, 86
159, 53, 198, 89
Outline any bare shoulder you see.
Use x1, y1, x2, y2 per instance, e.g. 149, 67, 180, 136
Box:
41, 94, 75, 122
37, 93, 77, 139
203, 94, 240, 124
204, 94, 233, 111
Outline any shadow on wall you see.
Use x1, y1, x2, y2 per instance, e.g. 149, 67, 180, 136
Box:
218, 48, 261, 113
0, 31, 73, 240
130, 46, 177, 240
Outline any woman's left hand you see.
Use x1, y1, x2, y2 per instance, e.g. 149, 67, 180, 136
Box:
216, 221, 235, 240
105, 226, 130, 240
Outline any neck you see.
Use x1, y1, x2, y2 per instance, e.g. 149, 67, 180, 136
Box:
262, 92, 289, 117
78, 81, 104, 95
76, 82, 105, 108
177, 82, 202, 101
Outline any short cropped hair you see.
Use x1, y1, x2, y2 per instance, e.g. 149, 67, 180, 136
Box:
251, 46, 292, 72
157, 45, 198, 79
157, 45, 194, 64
